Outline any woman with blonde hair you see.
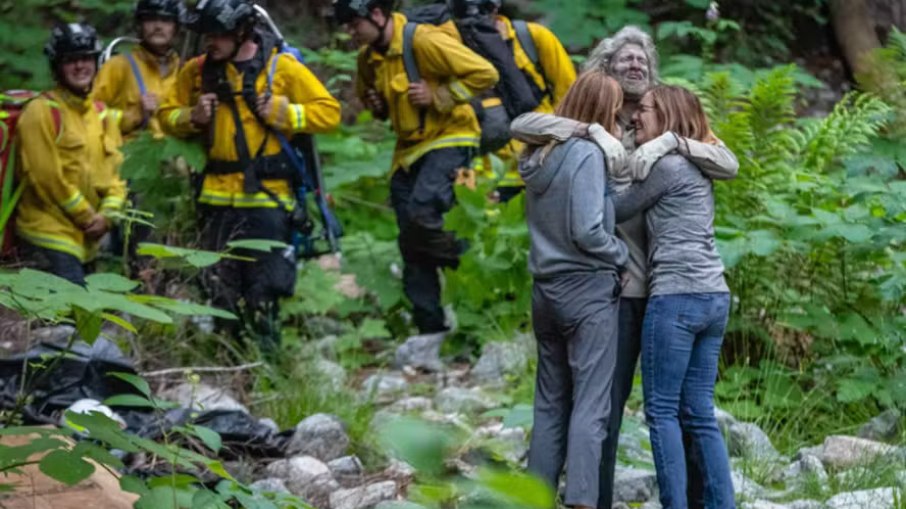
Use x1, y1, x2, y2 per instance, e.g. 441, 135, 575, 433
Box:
519, 70, 628, 509
612, 85, 734, 509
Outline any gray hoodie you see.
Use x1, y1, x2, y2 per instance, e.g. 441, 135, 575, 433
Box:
520, 138, 628, 279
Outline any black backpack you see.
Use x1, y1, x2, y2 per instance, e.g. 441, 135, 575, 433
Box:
401, 4, 543, 154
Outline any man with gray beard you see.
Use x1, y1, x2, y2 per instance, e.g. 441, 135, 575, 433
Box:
511, 25, 739, 509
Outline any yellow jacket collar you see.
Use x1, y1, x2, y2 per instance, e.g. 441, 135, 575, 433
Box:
497, 15, 516, 41
134, 44, 180, 74
368, 12, 408, 62
51, 87, 92, 113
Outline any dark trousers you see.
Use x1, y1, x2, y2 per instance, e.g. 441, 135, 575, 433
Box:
389, 147, 471, 334
598, 297, 646, 507
527, 272, 620, 508
198, 205, 296, 351
19, 242, 90, 286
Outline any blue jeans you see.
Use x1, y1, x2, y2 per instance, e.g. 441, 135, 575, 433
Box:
642, 293, 734, 509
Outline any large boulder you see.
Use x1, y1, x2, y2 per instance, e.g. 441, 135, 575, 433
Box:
818, 435, 897, 469
315, 358, 348, 388
731, 470, 768, 500
781, 454, 829, 487
158, 383, 248, 413
329, 481, 398, 509
287, 413, 349, 462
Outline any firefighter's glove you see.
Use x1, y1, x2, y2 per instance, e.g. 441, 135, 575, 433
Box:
258, 94, 293, 131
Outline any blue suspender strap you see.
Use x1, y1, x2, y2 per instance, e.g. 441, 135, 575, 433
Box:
125, 52, 149, 128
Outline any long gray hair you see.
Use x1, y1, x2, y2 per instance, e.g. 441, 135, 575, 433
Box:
584, 25, 659, 84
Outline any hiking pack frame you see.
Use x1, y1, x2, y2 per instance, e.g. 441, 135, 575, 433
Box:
120, 4, 341, 259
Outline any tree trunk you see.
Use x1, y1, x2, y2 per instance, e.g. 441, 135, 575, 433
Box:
829, 0, 883, 76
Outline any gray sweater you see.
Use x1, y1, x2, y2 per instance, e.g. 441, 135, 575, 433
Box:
520, 138, 628, 279
612, 154, 728, 296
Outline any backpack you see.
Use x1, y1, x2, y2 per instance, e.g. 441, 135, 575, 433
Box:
199, 29, 342, 258
0, 92, 62, 257
511, 19, 553, 101
401, 4, 545, 154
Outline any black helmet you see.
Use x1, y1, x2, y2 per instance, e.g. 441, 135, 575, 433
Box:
188, 0, 257, 34
448, 0, 499, 18
332, 0, 393, 24
44, 23, 103, 64
135, 0, 186, 22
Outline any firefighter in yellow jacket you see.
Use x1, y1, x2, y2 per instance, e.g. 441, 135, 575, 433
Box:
444, 0, 575, 201
335, 0, 498, 370
15, 23, 127, 286
93, 0, 184, 138
159, 0, 341, 349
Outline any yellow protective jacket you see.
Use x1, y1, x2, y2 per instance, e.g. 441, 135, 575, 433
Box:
439, 16, 576, 185
158, 49, 341, 209
355, 12, 499, 171
93, 45, 180, 138
15, 88, 127, 262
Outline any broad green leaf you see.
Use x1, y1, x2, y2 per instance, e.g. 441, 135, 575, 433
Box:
207, 461, 235, 481
377, 417, 454, 478
836, 378, 877, 403
73, 307, 104, 344
121, 475, 150, 496
38, 450, 95, 486
103, 394, 156, 409
226, 239, 288, 252
85, 273, 139, 293
135, 486, 180, 509
108, 372, 151, 397
191, 425, 222, 453
72, 441, 125, 470
478, 468, 555, 509
101, 312, 138, 333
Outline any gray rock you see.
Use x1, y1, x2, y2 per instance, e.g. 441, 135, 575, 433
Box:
287, 413, 349, 461
787, 501, 825, 509
312, 334, 341, 359
330, 480, 398, 509
158, 383, 248, 413
782, 454, 829, 487
857, 409, 901, 442
826, 488, 896, 509
388, 396, 433, 413
474, 423, 528, 464
729, 422, 780, 459
640, 501, 663, 509
732, 470, 768, 500
327, 456, 365, 487
795, 445, 824, 461
740, 502, 789, 509
362, 372, 408, 400
613, 467, 657, 503
394, 332, 446, 372
819, 435, 897, 470
715, 406, 738, 433
31, 325, 76, 344
249, 478, 290, 494
264, 455, 339, 501
258, 417, 280, 434
384, 459, 416, 482
316, 358, 348, 387
374, 502, 427, 509
470, 340, 529, 386
434, 387, 494, 414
